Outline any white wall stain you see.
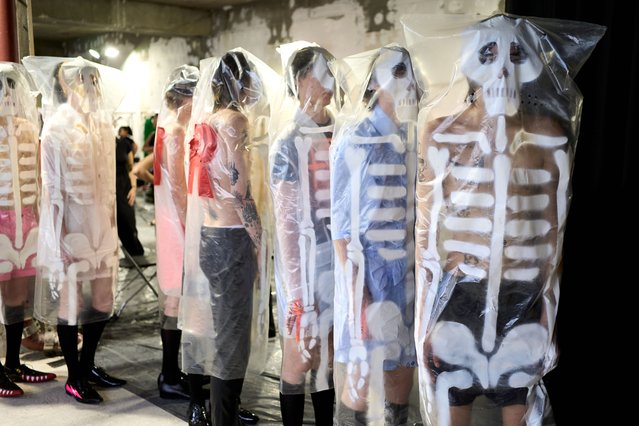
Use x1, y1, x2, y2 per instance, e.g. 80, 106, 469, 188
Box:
63, 0, 501, 147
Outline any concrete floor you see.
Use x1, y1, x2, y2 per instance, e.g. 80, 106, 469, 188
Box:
1, 192, 556, 425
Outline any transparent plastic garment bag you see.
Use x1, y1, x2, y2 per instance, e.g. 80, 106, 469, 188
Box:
330, 45, 423, 425
179, 49, 280, 379
23, 56, 125, 325
0, 63, 40, 326
269, 41, 342, 395
153, 65, 199, 329
403, 13, 605, 426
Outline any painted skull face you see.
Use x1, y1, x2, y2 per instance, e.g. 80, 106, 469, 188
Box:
461, 16, 542, 116
61, 63, 103, 113
0, 69, 17, 116
373, 48, 418, 123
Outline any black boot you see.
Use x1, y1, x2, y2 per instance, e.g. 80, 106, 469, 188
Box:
187, 401, 211, 426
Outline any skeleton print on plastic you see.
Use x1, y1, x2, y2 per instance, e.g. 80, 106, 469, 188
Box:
270, 44, 339, 396
410, 14, 605, 426
0, 63, 40, 325
23, 56, 122, 326
331, 45, 421, 425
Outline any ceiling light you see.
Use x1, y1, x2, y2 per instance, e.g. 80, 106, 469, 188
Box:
88, 49, 100, 59
104, 47, 119, 58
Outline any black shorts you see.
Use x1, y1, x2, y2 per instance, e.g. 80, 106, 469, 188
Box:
449, 385, 528, 407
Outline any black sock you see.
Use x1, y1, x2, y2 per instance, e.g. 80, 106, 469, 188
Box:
311, 388, 335, 426
384, 401, 409, 426
4, 308, 25, 369
280, 391, 305, 426
336, 403, 367, 426
57, 322, 80, 381
188, 373, 205, 405
79, 319, 108, 377
160, 328, 182, 384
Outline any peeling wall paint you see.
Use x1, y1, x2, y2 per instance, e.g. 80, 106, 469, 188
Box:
57, 0, 501, 144
210, 0, 502, 71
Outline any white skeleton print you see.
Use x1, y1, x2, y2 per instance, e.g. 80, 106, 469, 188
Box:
271, 45, 337, 395
413, 15, 591, 426
0, 65, 39, 289
23, 57, 119, 325
332, 46, 419, 424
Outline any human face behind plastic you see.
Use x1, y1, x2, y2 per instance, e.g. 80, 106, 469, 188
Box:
460, 16, 543, 117
59, 62, 103, 113
372, 48, 418, 123
297, 54, 334, 114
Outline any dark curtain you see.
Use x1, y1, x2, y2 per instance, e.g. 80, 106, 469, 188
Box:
506, 1, 634, 424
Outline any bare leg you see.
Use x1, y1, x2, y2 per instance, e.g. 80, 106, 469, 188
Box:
450, 404, 473, 426
90, 277, 114, 313
384, 366, 414, 404
281, 337, 312, 386
502, 404, 526, 426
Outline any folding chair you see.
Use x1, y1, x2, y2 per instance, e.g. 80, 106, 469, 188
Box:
113, 245, 158, 319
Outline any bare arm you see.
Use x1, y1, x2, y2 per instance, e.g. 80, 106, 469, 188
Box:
127, 151, 136, 205
224, 114, 262, 249
165, 126, 188, 226
132, 153, 154, 184
143, 132, 155, 155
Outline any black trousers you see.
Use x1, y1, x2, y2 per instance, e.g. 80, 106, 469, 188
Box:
116, 175, 144, 256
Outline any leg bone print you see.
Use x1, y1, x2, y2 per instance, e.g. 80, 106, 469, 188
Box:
0, 117, 38, 272
344, 130, 413, 404
344, 145, 368, 402
293, 133, 319, 359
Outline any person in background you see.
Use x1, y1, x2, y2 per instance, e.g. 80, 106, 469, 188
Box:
116, 125, 145, 258
143, 113, 157, 157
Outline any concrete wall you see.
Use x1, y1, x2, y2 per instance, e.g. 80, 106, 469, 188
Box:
210, 0, 501, 71
61, 0, 502, 144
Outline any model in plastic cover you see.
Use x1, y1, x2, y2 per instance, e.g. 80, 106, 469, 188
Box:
414, 14, 605, 426
331, 45, 421, 425
23, 56, 126, 404
153, 64, 199, 401
181, 50, 263, 426
270, 44, 338, 425
0, 62, 57, 397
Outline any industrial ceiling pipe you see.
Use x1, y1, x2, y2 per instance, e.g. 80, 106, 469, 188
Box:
0, 0, 18, 62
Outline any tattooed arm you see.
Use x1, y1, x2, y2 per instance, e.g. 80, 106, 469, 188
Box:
223, 112, 262, 249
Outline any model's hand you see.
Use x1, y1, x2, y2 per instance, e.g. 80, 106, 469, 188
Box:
127, 187, 136, 206
425, 337, 441, 369
346, 340, 368, 402
286, 299, 304, 338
